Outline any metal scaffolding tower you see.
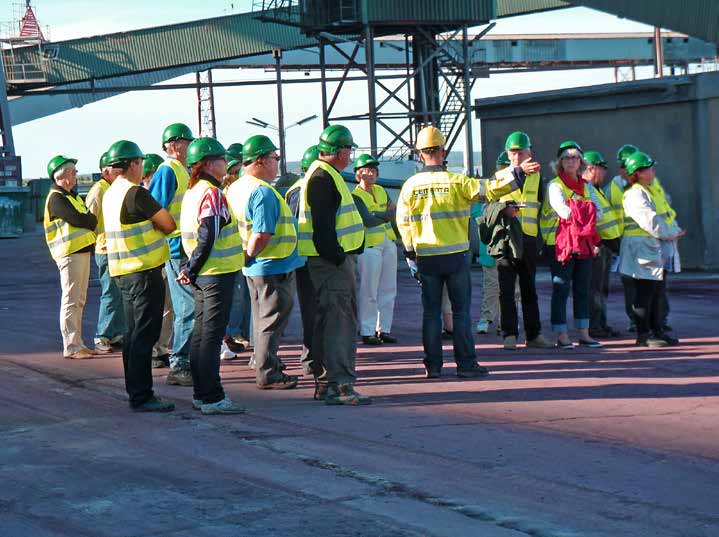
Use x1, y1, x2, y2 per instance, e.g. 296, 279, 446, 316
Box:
196, 69, 217, 138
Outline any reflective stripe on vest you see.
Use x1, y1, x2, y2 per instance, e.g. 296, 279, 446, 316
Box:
494, 168, 541, 237
103, 177, 170, 276
297, 160, 364, 256
226, 175, 297, 259
43, 190, 96, 260
539, 177, 592, 246
352, 183, 396, 247
158, 158, 189, 239
86, 178, 110, 254
180, 179, 244, 275
593, 187, 622, 240
622, 183, 655, 237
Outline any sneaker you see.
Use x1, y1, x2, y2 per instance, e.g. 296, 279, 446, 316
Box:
247, 356, 256, 370
131, 396, 175, 413
166, 368, 193, 386
220, 341, 238, 361
362, 335, 383, 345
192, 399, 203, 410
424, 365, 442, 379
200, 397, 245, 415
325, 384, 372, 406
377, 332, 398, 344
441, 329, 453, 340
556, 340, 574, 350
109, 335, 124, 347
152, 354, 169, 369
223, 336, 245, 354
313, 381, 329, 400
64, 348, 96, 360
93, 337, 113, 354
654, 332, 680, 346
457, 364, 490, 378
526, 334, 553, 349
258, 374, 299, 390
476, 320, 490, 334
232, 336, 251, 349
636, 335, 668, 348
578, 339, 602, 348
503, 335, 517, 351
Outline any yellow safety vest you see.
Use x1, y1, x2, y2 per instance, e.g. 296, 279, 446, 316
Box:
86, 178, 110, 254
607, 179, 626, 235
180, 179, 244, 275
226, 174, 297, 259
352, 183, 397, 247
103, 177, 170, 277
648, 177, 677, 227
298, 160, 364, 256
43, 189, 96, 260
539, 177, 594, 246
157, 158, 189, 239
593, 187, 622, 240
488, 167, 541, 237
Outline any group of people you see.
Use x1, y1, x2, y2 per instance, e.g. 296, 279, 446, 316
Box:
43, 122, 683, 413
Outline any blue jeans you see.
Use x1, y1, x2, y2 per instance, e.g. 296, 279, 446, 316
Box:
225, 273, 251, 339
94, 253, 126, 340
165, 258, 195, 370
548, 248, 592, 333
418, 256, 476, 371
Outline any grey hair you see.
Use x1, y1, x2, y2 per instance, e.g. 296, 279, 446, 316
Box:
53, 161, 75, 181
550, 148, 586, 176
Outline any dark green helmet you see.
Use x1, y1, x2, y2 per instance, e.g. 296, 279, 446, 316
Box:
505, 131, 531, 151
583, 150, 607, 168
227, 159, 242, 172
226, 143, 243, 160
242, 135, 278, 164
616, 144, 639, 167
300, 145, 319, 172
186, 137, 226, 167
106, 140, 145, 166
162, 123, 194, 149
318, 125, 357, 154
353, 153, 379, 171
624, 151, 655, 176
47, 155, 77, 179
142, 153, 164, 177
556, 140, 583, 157
495, 151, 510, 169
99, 151, 110, 171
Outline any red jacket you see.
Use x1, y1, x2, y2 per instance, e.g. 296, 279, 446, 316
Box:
555, 199, 600, 263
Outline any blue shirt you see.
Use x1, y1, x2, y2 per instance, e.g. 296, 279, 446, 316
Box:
148, 163, 182, 259
242, 185, 306, 276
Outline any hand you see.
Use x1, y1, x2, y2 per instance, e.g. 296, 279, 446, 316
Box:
405, 258, 419, 280
176, 271, 192, 286
671, 229, 686, 240
387, 200, 396, 212
502, 206, 520, 219
593, 246, 601, 257
520, 158, 541, 175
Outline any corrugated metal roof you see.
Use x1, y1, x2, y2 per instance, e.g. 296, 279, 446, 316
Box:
496, 0, 569, 18
364, 0, 495, 24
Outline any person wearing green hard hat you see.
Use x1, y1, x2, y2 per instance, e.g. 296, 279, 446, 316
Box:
225, 134, 301, 391
619, 151, 684, 348
495, 151, 510, 171
300, 144, 319, 173
171, 137, 245, 414
226, 142, 243, 161
581, 150, 622, 339
86, 150, 127, 354
150, 123, 196, 388
44, 154, 98, 360
223, 142, 244, 191
141, 154, 164, 189
102, 139, 177, 412
351, 154, 398, 347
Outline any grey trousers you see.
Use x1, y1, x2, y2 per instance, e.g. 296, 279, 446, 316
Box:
307, 255, 358, 386
247, 271, 296, 386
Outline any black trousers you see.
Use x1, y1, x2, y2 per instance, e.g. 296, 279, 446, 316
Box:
496, 235, 541, 339
116, 266, 165, 407
295, 264, 318, 376
190, 272, 236, 404
632, 276, 666, 337
589, 244, 613, 331
623, 274, 670, 328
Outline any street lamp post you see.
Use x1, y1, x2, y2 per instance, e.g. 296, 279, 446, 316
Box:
245, 114, 318, 176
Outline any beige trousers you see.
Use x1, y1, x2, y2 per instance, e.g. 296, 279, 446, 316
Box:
56, 252, 91, 355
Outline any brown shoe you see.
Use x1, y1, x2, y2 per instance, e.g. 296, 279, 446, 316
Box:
64, 348, 96, 360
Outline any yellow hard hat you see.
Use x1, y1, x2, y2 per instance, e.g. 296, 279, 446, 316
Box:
416, 126, 446, 151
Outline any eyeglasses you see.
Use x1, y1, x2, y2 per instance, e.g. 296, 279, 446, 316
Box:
263, 154, 281, 162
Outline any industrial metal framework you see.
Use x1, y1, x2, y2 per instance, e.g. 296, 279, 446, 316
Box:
195, 69, 217, 138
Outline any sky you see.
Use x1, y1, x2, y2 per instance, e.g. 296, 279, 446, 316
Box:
3, 0, 663, 178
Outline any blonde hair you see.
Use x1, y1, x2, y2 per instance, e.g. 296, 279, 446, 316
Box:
551, 148, 586, 176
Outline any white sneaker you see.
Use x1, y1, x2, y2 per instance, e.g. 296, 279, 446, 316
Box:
200, 397, 245, 415
93, 337, 113, 353
476, 320, 490, 334
220, 341, 237, 361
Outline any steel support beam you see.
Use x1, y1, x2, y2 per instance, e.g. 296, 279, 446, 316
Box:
462, 25, 474, 174
273, 49, 287, 177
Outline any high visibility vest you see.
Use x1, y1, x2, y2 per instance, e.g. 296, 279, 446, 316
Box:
648, 177, 677, 227
622, 183, 656, 237
157, 158, 189, 239
43, 189, 96, 260
352, 183, 397, 247
607, 179, 626, 235
539, 177, 594, 246
488, 167, 541, 237
593, 187, 622, 240
180, 179, 244, 275
298, 160, 364, 256
103, 177, 170, 277
226, 174, 297, 259
86, 178, 110, 254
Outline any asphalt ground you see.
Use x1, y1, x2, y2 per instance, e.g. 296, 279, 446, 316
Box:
1, 230, 718, 537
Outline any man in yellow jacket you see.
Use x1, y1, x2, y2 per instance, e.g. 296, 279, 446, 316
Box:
396, 126, 520, 379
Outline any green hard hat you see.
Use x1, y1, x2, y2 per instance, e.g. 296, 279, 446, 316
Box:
227, 159, 242, 172
99, 151, 110, 171
162, 123, 194, 148
556, 140, 583, 157
318, 124, 357, 154
142, 153, 164, 177
106, 140, 145, 166
495, 151, 510, 168
47, 155, 77, 179
624, 151, 655, 176
616, 144, 639, 167
505, 131, 531, 151
186, 137, 226, 167
226, 143, 243, 160
242, 134, 278, 164
584, 150, 607, 168
300, 145, 319, 172
353, 153, 379, 170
